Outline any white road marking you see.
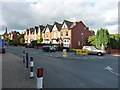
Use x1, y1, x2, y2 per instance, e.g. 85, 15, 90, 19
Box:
91, 57, 95, 59
83, 57, 87, 59
105, 66, 120, 76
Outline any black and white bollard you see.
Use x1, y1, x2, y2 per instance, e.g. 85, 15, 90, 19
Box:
23, 51, 25, 63
26, 53, 29, 68
37, 68, 43, 90
30, 57, 34, 78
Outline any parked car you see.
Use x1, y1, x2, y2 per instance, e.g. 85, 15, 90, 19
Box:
0, 39, 5, 53
82, 46, 106, 56
25, 43, 34, 48
42, 45, 56, 52
52, 45, 63, 51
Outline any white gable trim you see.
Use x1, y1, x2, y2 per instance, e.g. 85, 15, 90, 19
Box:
52, 25, 58, 31
61, 22, 68, 29
45, 27, 50, 33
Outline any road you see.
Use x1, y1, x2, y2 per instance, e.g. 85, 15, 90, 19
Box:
5, 46, 119, 88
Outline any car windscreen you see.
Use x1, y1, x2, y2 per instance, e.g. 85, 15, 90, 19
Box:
91, 46, 97, 50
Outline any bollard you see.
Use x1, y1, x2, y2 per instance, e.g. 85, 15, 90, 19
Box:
62, 49, 67, 57
26, 53, 29, 68
30, 57, 34, 78
37, 68, 43, 90
23, 51, 25, 63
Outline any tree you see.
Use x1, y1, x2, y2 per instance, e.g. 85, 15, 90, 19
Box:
17, 34, 24, 43
31, 40, 37, 46
37, 38, 43, 43
109, 34, 120, 49
20, 38, 25, 43
88, 35, 96, 45
95, 28, 109, 49
37, 33, 43, 43
90, 30, 95, 35
0, 35, 2, 39
4, 36, 10, 42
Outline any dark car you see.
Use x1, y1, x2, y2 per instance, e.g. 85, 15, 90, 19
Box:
25, 43, 34, 48
52, 45, 63, 51
42, 46, 56, 52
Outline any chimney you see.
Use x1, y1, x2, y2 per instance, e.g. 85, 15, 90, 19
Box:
73, 22, 77, 26
54, 21, 58, 24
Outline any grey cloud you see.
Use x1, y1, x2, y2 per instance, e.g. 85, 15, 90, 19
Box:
0, 0, 118, 34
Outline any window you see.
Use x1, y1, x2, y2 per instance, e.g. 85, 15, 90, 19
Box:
58, 32, 60, 38
81, 33, 83, 35
46, 34, 48, 38
61, 32, 63, 36
54, 32, 56, 38
84, 27, 86, 30
78, 41, 80, 46
66, 31, 68, 36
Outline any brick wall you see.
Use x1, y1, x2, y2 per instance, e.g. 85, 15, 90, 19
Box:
71, 22, 92, 49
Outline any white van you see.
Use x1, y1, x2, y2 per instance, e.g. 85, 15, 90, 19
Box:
82, 46, 106, 56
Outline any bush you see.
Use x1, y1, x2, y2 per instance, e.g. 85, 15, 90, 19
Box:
31, 40, 37, 46
18, 43, 27, 46
68, 49, 76, 52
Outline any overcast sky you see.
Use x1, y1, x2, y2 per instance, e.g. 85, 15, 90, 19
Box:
0, 0, 119, 34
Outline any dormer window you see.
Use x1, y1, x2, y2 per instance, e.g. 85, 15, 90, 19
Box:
62, 23, 68, 29
63, 25, 66, 29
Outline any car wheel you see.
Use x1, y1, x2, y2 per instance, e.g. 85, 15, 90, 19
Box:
97, 52, 102, 56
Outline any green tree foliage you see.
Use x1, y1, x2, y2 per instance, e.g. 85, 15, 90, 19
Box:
17, 34, 24, 43
20, 38, 25, 43
95, 28, 109, 49
89, 30, 95, 35
88, 29, 120, 49
37, 38, 43, 43
37, 33, 43, 43
0, 35, 2, 39
88, 36, 96, 45
109, 34, 120, 49
31, 40, 37, 46
4, 36, 10, 42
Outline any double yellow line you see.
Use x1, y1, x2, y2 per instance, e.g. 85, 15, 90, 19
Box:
71, 49, 89, 55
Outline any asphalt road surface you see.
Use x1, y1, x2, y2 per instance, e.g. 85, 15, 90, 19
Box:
5, 46, 119, 88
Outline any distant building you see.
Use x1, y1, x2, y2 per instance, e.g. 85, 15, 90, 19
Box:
1, 28, 9, 39
9, 31, 20, 42
24, 20, 92, 49
2, 28, 20, 42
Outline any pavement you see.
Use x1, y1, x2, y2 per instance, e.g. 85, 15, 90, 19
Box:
2, 53, 36, 89
110, 53, 120, 57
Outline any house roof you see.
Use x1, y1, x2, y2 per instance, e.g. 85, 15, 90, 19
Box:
53, 22, 62, 31
29, 27, 34, 34
63, 20, 73, 29
43, 24, 53, 33
47, 24, 53, 32
39, 25, 45, 32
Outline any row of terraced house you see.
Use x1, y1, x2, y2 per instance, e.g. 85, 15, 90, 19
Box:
24, 20, 92, 49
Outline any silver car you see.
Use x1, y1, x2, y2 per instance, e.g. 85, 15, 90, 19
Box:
82, 46, 106, 56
